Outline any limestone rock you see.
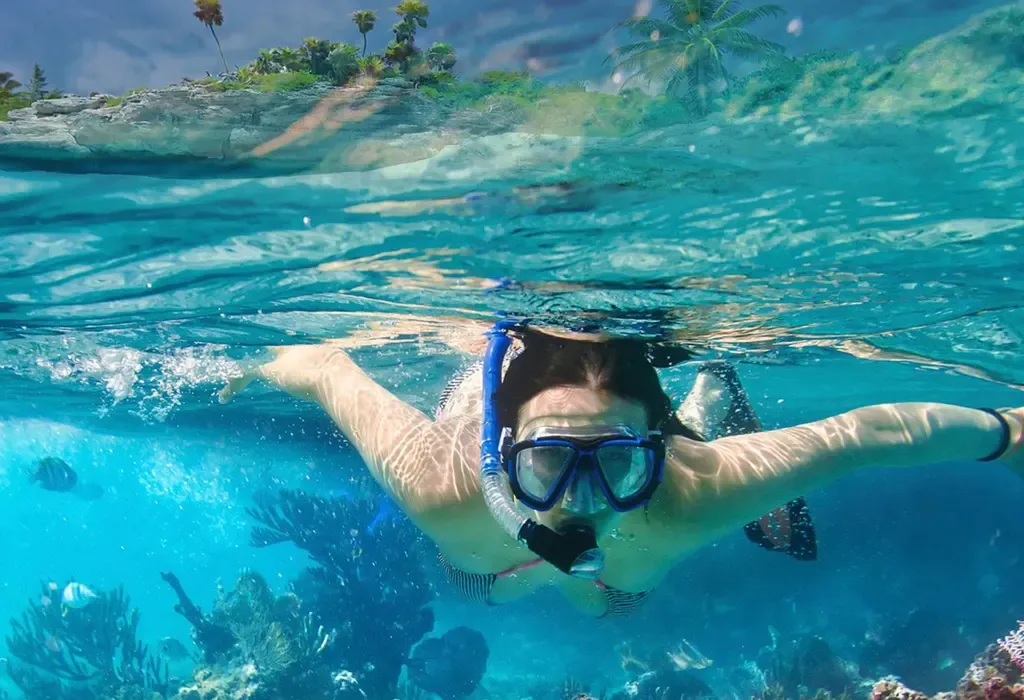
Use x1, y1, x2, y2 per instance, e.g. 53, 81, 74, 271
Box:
32, 95, 109, 116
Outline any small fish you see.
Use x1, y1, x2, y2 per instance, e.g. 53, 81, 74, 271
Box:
40, 595, 52, 607
157, 637, 191, 661
29, 457, 78, 492
62, 581, 99, 611
44, 635, 62, 653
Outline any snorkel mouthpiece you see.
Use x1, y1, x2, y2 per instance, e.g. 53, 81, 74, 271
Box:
520, 521, 604, 579
479, 318, 607, 579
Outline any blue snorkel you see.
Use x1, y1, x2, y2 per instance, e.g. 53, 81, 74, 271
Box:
480, 319, 606, 579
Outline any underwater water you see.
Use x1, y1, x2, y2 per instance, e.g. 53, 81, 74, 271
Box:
2, 4, 1024, 700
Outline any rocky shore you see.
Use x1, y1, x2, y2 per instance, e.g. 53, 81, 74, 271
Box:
0, 76, 535, 174
1, 1, 1020, 175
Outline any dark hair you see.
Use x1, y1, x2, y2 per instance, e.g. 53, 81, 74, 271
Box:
493, 329, 702, 439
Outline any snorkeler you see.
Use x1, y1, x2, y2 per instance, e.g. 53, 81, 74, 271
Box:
219, 321, 1024, 618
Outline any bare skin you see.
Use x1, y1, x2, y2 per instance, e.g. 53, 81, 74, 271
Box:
220, 342, 1024, 618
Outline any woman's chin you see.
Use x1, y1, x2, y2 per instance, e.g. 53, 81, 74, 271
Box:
540, 508, 620, 536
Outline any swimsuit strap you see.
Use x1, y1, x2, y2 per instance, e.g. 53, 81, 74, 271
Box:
495, 557, 546, 578
437, 553, 651, 617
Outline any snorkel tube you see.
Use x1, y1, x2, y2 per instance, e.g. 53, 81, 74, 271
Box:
480, 319, 605, 579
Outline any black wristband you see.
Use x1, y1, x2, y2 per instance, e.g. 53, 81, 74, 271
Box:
978, 408, 1011, 462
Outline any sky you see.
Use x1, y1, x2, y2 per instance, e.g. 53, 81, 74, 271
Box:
0, 0, 1008, 96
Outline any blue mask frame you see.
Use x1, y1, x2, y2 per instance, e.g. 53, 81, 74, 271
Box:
502, 430, 665, 512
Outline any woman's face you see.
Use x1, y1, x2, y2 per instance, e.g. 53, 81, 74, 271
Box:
515, 385, 649, 534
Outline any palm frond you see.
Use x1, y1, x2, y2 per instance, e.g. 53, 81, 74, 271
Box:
662, 0, 703, 29
714, 28, 785, 56
712, 4, 784, 30
710, 0, 736, 21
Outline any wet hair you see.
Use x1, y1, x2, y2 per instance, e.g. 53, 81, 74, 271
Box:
493, 328, 703, 439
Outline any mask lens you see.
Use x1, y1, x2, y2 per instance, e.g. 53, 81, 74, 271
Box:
515, 445, 575, 502
595, 445, 655, 500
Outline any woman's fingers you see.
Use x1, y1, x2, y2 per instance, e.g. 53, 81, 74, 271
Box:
218, 373, 255, 404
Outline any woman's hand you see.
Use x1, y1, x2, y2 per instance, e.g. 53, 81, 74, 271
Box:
219, 344, 342, 404
997, 407, 1024, 476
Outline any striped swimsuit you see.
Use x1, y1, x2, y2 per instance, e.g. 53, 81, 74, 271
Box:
437, 552, 652, 618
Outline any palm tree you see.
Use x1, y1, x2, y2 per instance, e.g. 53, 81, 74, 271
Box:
351, 10, 377, 56
253, 49, 279, 74
0, 71, 22, 99
395, 0, 429, 29
425, 42, 456, 71
610, 0, 784, 114
302, 37, 336, 76
327, 44, 361, 84
357, 55, 385, 78
275, 48, 305, 72
193, 0, 230, 74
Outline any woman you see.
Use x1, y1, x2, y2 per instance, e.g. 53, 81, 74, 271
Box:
219, 322, 1024, 619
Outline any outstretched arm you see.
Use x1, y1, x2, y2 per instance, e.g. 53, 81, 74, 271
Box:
663, 402, 1024, 537
220, 345, 481, 532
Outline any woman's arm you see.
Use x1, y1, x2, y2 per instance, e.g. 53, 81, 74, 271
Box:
219, 345, 482, 532
662, 402, 1024, 537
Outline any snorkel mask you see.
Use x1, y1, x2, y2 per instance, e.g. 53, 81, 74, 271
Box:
479, 319, 665, 579
502, 424, 665, 515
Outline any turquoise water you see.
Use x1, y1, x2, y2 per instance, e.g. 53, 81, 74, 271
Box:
3, 14, 1024, 700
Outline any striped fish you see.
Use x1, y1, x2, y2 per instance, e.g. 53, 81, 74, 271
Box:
29, 457, 78, 492
61, 582, 98, 612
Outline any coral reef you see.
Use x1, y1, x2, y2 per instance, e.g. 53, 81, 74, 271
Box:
4, 581, 168, 700
604, 639, 715, 700
160, 572, 236, 662
859, 607, 971, 694
247, 489, 435, 699
172, 570, 342, 700
870, 634, 1024, 700
754, 629, 860, 699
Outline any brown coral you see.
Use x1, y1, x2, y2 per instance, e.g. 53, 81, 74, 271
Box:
870, 678, 929, 700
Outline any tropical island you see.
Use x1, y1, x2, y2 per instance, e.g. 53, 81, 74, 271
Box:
0, 0, 1021, 168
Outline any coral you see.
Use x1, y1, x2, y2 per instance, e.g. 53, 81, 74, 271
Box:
859, 608, 969, 694
956, 643, 1024, 700
160, 572, 235, 662
176, 664, 261, 700
406, 626, 488, 699
999, 623, 1024, 673
756, 632, 858, 699
173, 571, 339, 700
869, 636, 1024, 700
209, 571, 335, 675
247, 489, 435, 698
396, 679, 430, 700
870, 678, 930, 700
4, 582, 167, 700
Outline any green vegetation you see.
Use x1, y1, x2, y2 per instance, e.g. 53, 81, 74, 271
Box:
5, 0, 1016, 130
609, 0, 785, 115
28, 64, 48, 100
103, 87, 149, 107
172, 0, 455, 93
0, 67, 61, 120
194, 0, 230, 74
